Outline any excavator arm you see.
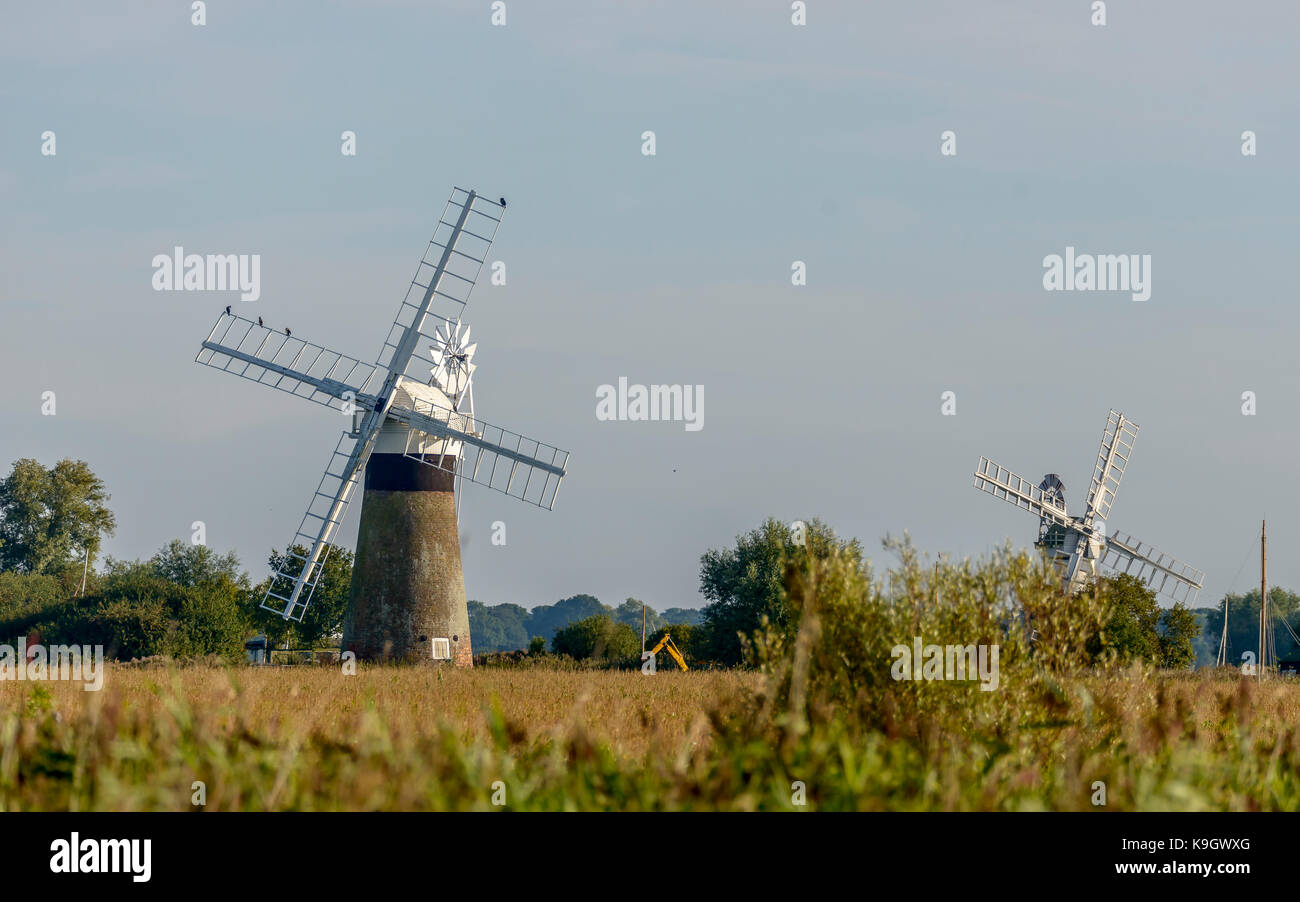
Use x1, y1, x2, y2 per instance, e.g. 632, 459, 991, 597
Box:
647, 634, 689, 671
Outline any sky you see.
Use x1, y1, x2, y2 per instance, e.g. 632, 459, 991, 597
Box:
2, 0, 1298, 614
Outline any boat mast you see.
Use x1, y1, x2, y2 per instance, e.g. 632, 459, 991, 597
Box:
1258, 519, 1267, 683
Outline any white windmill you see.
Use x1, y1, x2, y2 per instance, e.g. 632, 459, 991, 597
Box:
972, 409, 1203, 603
195, 188, 569, 663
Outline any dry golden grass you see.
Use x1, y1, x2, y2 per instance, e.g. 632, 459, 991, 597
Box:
29, 664, 753, 760
1, 663, 771, 811
7, 658, 1300, 811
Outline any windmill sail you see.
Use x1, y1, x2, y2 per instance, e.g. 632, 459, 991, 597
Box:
261, 430, 371, 621
259, 388, 398, 621
1083, 409, 1138, 526
197, 315, 382, 414
389, 398, 569, 510
973, 457, 1071, 528
1102, 530, 1204, 604
375, 188, 502, 384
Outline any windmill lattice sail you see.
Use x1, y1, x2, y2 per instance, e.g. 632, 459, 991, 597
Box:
196, 316, 382, 414
1084, 409, 1138, 526
391, 398, 568, 510
375, 188, 501, 384
1102, 531, 1205, 604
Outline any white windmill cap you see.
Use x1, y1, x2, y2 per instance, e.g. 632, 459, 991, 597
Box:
373, 377, 467, 456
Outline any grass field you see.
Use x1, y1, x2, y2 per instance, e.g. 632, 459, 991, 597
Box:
4, 661, 1300, 811
0, 665, 756, 811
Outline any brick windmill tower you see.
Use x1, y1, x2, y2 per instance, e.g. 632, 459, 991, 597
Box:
195, 188, 570, 664
343, 321, 479, 664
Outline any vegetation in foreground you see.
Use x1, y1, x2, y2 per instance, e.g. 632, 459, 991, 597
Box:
3, 454, 1294, 811
3, 539, 1298, 812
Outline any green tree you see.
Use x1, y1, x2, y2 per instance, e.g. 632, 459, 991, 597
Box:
1088, 574, 1161, 665
526, 594, 609, 649
77, 553, 251, 661
0, 572, 73, 643
612, 598, 665, 633
1158, 602, 1199, 669
662, 607, 703, 626
251, 545, 354, 647
700, 517, 862, 665
1202, 588, 1300, 667
468, 601, 531, 652
552, 615, 639, 663
150, 539, 244, 588
91, 594, 175, 660
0, 458, 115, 575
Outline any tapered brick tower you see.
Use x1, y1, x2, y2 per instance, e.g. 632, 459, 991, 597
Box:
342, 379, 473, 665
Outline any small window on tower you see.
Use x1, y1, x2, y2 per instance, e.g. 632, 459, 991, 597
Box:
431, 638, 451, 660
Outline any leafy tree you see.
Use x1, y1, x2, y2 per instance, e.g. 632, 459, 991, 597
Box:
91, 593, 175, 660
527, 636, 547, 656
150, 539, 244, 588
1202, 588, 1300, 667
1088, 574, 1161, 665
0, 572, 73, 642
700, 517, 862, 665
1158, 602, 1199, 670
526, 594, 609, 649
552, 615, 639, 663
174, 583, 249, 659
72, 554, 251, 661
612, 598, 665, 633
468, 601, 531, 652
0, 458, 115, 575
251, 545, 354, 647
662, 607, 703, 626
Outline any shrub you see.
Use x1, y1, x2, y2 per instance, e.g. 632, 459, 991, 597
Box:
552, 615, 640, 664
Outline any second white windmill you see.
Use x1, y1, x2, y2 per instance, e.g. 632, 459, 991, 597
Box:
972, 409, 1203, 604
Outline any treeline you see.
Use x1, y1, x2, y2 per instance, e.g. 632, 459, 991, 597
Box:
1193, 588, 1300, 668
0, 456, 1269, 671
0, 457, 710, 664
0, 457, 361, 659
469, 596, 702, 654
0, 537, 354, 662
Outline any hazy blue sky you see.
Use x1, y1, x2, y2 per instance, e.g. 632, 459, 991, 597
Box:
3, 1, 1298, 613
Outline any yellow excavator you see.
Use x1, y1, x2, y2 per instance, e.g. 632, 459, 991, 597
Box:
646, 633, 689, 671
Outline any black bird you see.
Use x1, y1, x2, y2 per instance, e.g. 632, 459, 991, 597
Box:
225, 305, 231, 316
499, 197, 507, 208
284, 327, 291, 338
257, 317, 263, 327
